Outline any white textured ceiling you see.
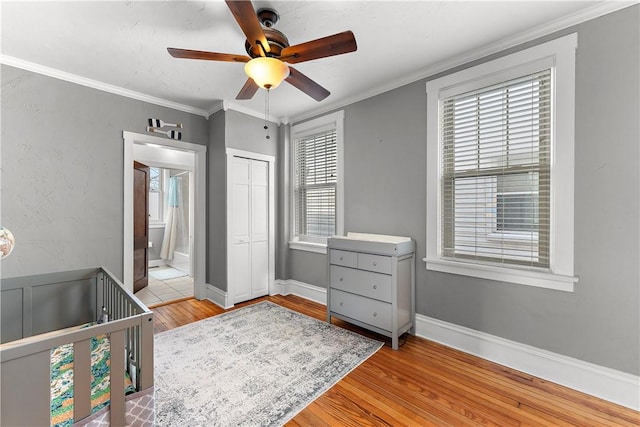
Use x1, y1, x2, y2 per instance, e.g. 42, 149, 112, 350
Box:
0, 1, 626, 122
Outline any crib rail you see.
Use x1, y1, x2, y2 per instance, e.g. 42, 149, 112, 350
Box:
98, 268, 154, 392
0, 267, 153, 427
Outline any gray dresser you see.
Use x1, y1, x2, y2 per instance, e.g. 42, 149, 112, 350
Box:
327, 233, 415, 350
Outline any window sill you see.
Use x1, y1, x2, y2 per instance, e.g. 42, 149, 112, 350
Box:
149, 222, 165, 229
289, 241, 327, 254
423, 257, 578, 292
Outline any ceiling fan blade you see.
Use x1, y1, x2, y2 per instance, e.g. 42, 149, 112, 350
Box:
225, 0, 270, 55
286, 67, 330, 102
280, 31, 357, 64
167, 48, 251, 63
236, 78, 260, 100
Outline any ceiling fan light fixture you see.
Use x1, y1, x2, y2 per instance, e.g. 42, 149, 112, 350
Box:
244, 57, 290, 90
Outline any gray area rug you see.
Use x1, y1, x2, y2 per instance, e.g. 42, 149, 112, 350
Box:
154, 301, 382, 426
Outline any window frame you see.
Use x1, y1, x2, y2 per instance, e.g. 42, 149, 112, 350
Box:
289, 110, 344, 254
425, 34, 578, 292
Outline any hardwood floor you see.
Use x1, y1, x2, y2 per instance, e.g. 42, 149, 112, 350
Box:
151, 295, 640, 426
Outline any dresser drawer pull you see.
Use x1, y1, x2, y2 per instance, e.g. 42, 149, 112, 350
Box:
340, 256, 344, 261
340, 301, 344, 307
373, 261, 377, 266
373, 312, 378, 317
373, 285, 377, 290
340, 277, 343, 282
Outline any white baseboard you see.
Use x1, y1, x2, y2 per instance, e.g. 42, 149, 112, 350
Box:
206, 283, 232, 309
272, 279, 327, 305
415, 314, 640, 411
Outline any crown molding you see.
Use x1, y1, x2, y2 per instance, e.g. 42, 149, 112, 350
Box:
289, 1, 636, 124
206, 100, 225, 118
221, 100, 282, 125
1, 55, 210, 118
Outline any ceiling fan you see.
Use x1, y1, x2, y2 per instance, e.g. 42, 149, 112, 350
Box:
167, 0, 357, 102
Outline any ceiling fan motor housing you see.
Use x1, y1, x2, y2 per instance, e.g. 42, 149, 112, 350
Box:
245, 8, 290, 58
245, 28, 290, 58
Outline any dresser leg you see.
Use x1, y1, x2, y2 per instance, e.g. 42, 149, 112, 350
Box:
392, 334, 398, 350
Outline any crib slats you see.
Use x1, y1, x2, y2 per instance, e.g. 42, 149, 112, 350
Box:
2, 268, 153, 426
110, 329, 126, 427
74, 339, 92, 421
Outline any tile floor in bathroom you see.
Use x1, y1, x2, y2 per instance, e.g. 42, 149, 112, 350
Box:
134, 266, 193, 307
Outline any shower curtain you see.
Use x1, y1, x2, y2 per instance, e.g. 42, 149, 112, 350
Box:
160, 175, 187, 260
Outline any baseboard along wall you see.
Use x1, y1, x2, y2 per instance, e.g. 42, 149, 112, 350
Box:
267, 279, 639, 411
204, 279, 638, 410
206, 283, 232, 309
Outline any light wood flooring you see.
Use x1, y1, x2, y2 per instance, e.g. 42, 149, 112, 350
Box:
152, 295, 640, 427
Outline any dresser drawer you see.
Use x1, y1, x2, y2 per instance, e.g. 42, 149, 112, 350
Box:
358, 253, 392, 274
329, 249, 358, 268
330, 265, 392, 302
330, 289, 392, 332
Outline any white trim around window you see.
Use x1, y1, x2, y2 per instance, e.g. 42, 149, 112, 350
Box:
289, 110, 345, 254
425, 33, 579, 292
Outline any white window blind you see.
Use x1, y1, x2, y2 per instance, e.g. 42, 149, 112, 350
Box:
441, 69, 551, 269
294, 129, 337, 240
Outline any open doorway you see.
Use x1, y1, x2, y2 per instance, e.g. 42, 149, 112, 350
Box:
123, 131, 206, 304
143, 166, 194, 305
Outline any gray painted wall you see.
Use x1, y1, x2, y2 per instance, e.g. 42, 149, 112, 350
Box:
225, 109, 279, 157
207, 110, 227, 289
285, 6, 639, 375
1, 65, 208, 280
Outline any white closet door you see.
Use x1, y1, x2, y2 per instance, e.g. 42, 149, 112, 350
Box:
231, 157, 252, 302
231, 156, 269, 303
250, 160, 269, 297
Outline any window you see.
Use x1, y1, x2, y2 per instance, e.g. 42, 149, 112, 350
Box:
441, 70, 550, 268
149, 167, 163, 223
290, 111, 344, 253
426, 34, 578, 291
295, 129, 337, 238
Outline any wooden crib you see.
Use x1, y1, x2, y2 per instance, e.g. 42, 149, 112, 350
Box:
1, 267, 154, 426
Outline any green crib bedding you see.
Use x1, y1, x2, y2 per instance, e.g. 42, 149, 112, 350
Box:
50, 332, 136, 427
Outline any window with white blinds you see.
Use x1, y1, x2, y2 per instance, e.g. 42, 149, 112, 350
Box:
426, 34, 578, 291
290, 110, 344, 251
294, 129, 337, 240
441, 70, 551, 268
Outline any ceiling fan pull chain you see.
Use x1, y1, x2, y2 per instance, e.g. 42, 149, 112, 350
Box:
264, 89, 270, 140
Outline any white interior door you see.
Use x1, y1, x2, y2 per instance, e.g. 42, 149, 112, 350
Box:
231, 156, 269, 303
250, 160, 269, 297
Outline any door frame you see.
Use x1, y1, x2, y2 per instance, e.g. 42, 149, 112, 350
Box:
226, 148, 275, 305
123, 131, 207, 298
